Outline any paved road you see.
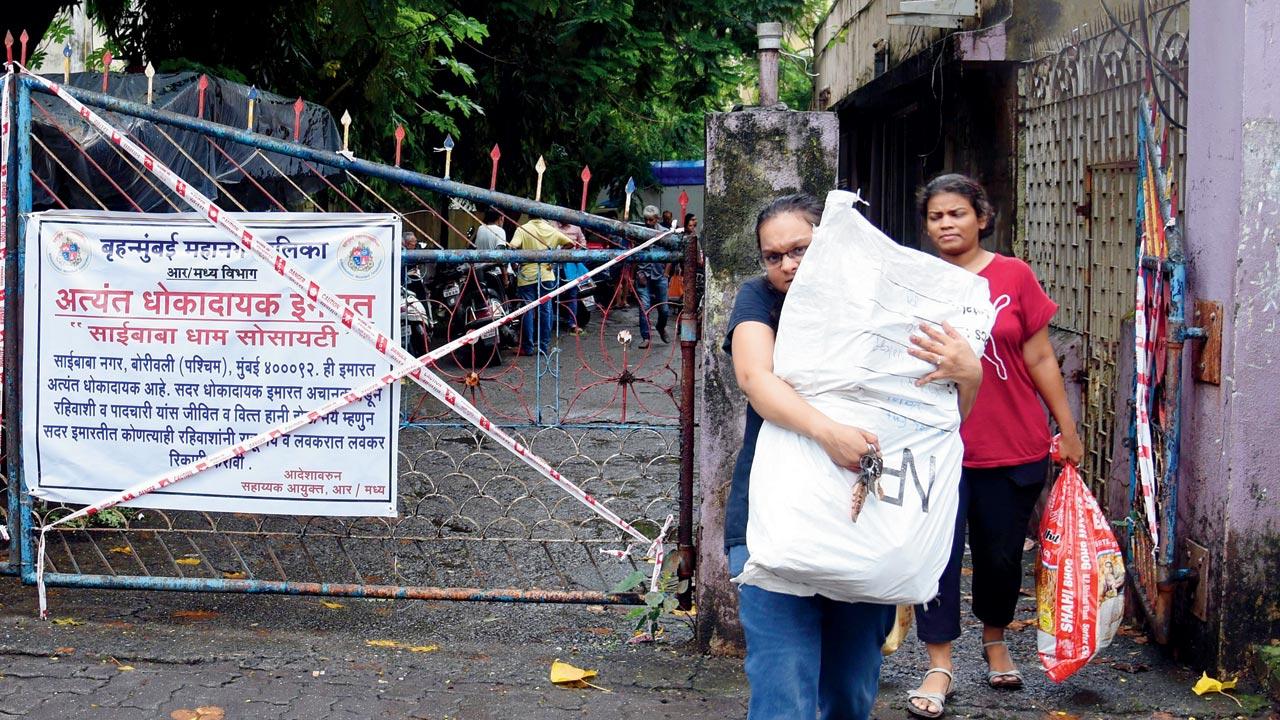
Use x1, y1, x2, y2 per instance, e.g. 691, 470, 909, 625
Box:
1, 572, 1275, 720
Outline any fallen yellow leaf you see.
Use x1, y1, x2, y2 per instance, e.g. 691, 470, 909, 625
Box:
672, 605, 697, 618
1192, 672, 1237, 694
1192, 672, 1240, 706
116, 665, 135, 672
175, 558, 201, 566
51, 617, 84, 626
550, 659, 597, 685
221, 571, 247, 580
320, 600, 344, 609
108, 546, 133, 555
170, 707, 225, 720
550, 659, 610, 691
54, 647, 75, 655
364, 638, 438, 652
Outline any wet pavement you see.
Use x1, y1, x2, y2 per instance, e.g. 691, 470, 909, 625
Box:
0, 572, 1275, 720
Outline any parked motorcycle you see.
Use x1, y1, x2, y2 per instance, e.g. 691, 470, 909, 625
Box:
428, 262, 513, 367
400, 265, 432, 359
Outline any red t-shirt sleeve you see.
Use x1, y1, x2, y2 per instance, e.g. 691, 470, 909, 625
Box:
1018, 261, 1058, 341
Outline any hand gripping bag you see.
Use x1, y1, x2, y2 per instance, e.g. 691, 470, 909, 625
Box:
1036, 435, 1125, 682
734, 190, 994, 604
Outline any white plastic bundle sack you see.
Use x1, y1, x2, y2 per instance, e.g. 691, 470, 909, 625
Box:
734, 190, 995, 604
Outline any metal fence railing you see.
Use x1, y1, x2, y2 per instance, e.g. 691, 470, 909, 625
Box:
4, 68, 700, 607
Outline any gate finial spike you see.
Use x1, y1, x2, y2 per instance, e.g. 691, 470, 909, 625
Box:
19, 29, 28, 66
62, 42, 72, 84
394, 124, 406, 167
101, 50, 113, 93
442, 135, 454, 179
534, 155, 547, 203
623, 177, 636, 222
292, 97, 304, 141
144, 62, 155, 105
340, 110, 352, 154
197, 74, 209, 119
489, 144, 501, 190
6, 31, 14, 64
247, 85, 258, 130
580, 166, 592, 212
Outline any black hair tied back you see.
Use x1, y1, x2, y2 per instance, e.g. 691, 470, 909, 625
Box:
755, 193, 823, 247
916, 174, 996, 239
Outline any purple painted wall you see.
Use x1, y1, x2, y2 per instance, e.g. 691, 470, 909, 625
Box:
1181, 0, 1280, 670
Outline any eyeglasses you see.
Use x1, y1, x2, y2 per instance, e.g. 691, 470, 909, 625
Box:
761, 244, 809, 267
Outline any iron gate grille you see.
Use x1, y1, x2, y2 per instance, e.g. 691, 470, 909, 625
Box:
1018, 0, 1188, 497
3, 71, 698, 606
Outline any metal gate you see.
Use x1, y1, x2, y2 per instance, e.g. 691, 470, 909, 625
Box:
1019, 0, 1187, 493
1, 67, 699, 608
1018, 0, 1188, 635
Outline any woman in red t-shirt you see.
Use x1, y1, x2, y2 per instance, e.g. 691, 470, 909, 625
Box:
906, 174, 1083, 719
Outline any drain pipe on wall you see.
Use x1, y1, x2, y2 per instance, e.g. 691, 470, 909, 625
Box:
757, 22, 783, 107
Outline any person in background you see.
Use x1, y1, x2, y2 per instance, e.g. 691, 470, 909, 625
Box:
667, 213, 697, 312
661, 209, 674, 229
553, 220, 587, 336
634, 205, 670, 349
401, 230, 427, 282
508, 218, 575, 356
475, 207, 511, 289
908, 173, 1083, 719
475, 207, 508, 250
727, 193, 983, 720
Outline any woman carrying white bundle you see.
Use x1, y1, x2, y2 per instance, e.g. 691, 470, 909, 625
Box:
725, 193, 983, 720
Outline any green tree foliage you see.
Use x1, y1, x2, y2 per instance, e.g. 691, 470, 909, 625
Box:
84, 0, 486, 153
441, 0, 815, 202
82, 0, 814, 203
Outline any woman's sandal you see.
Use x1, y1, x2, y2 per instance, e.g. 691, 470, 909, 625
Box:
906, 667, 954, 719
982, 640, 1025, 689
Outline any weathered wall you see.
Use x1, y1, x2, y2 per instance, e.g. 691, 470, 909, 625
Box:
696, 110, 839, 653
1181, 0, 1280, 671
812, 0, 1150, 109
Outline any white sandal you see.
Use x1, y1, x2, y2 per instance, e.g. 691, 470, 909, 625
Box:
906, 667, 954, 719
982, 640, 1024, 689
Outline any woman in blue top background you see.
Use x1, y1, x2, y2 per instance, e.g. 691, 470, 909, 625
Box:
724, 193, 983, 719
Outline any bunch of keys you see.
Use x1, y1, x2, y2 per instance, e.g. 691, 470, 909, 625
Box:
850, 445, 884, 523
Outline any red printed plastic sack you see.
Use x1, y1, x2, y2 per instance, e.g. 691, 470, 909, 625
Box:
1036, 435, 1125, 682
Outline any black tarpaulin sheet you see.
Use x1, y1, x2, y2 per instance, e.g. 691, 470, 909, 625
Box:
29, 71, 341, 212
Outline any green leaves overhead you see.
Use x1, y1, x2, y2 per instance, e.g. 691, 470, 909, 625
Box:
84, 0, 814, 203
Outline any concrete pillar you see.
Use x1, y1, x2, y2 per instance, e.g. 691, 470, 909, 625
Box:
697, 110, 838, 652
1180, 0, 1280, 672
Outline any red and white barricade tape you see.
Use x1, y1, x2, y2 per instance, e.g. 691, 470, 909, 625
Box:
20, 66, 676, 615
1132, 270, 1159, 551
1, 66, 10, 544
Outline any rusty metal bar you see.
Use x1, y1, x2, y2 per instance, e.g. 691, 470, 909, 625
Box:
675, 234, 701, 610
34, 570, 644, 604
22, 79, 665, 245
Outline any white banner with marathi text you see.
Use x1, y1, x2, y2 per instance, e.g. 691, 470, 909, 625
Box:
22, 211, 401, 516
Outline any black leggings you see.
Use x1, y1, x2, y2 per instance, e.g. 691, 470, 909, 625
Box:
915, 457, 1049, 644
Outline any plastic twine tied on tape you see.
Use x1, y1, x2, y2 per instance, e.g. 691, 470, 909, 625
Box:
19, 64, 677, 616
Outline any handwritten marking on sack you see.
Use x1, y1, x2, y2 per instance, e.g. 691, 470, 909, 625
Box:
852, 449, 939, 513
